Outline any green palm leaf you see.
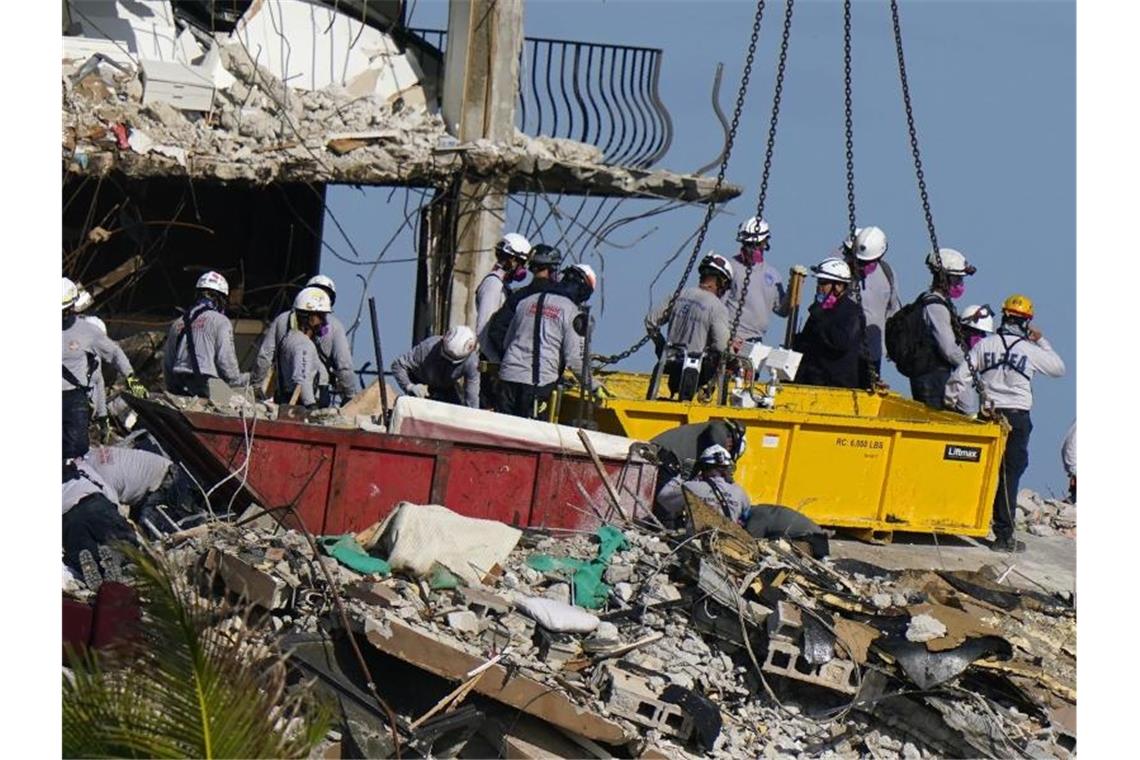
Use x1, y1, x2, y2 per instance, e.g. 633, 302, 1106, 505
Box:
63, 545, 333, 759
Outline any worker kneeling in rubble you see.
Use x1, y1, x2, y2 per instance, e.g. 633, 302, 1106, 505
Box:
164, 271, 248, 397
651, 418, 746, 486
793, 257, 862, 388
251, 275, 359, 402
273, 287, 336, 408
62, 458, 137, 582
645, 253, 734, 400
497, 264, 599, 419
391, 325, 480, 408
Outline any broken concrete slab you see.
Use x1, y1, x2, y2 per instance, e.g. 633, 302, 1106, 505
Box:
204, 548, 289, 609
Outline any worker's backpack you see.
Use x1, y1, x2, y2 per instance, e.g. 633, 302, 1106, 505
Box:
884, 292, 953, 378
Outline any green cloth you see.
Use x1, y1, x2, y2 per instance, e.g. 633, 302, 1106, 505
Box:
318, 535, 391, 576
526, 525, 627, 609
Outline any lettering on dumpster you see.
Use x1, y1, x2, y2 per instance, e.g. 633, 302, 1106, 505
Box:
834, 436, 884, 451
944, 444, 982, 463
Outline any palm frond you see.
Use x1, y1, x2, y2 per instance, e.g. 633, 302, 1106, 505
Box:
63, 544, 334, 759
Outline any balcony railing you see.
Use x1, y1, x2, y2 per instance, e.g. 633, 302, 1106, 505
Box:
410, 29, 674, 169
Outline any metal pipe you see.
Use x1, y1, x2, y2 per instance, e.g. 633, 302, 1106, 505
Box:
783, 267, 806, 349
577, 305, 595, 428
367, 297, 390, 423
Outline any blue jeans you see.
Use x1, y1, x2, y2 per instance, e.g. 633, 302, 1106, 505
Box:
63, 388, 91, 460
909, 368, 951, 410
992, 409, 1032, 542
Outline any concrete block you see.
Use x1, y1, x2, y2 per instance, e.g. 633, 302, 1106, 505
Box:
762, 640, 859, 695
596, 663, 694, 741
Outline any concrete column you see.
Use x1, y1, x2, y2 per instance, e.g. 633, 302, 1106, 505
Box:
437, 0, 523, 332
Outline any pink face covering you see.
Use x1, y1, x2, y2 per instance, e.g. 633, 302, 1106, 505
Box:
860, 261, 878, 276
967, 333, 984, 349
949, 282, 966, 299
739, 246, 765, 266
820, 292, 840, 310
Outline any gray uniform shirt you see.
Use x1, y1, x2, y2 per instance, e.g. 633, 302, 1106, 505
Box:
1062, 422, 1076, 478
62, 459, 119, 515
78, 316, 112, 415
656, 473, 751, 524
646, 287, 731, 354
476, 270, 510, 363
921, 292, 965, 368
858, 263, 902, 363
946, 330, 1065, 413
276, 330, 323, 407
86, 445, 172, 506
722, 258, 788, 340
500, 291, 585, 387
391, 336, 481, 408
252, 312, 357, 397
63, 318, 132, 392
163, 307, 244, 386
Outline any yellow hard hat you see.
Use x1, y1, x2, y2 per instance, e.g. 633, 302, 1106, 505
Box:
1002, 294, 1034, 319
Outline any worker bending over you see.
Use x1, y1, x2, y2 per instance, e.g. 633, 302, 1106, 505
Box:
274, 287, 335, 408
947, 295, 1065, 553
163, 271, 247, 396
656, 444, 751, 527
63, 278, 141, 460
793, 257, 862, 388
391, 325, 480, 408
723, 217, 791, 346
252, 275, 359, 401
498, 264, 597, 419
645, 253, 734, 399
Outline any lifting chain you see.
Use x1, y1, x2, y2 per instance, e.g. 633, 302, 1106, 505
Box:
726, 0, 796, 349
890, 0, 990, 412
594, 0, 770, 367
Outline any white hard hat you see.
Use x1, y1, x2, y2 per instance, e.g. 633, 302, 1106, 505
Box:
84, 315, 108, 335
196, 270, 230, 296
852, 226, 888, 262
568, 263, 598, 291
698, 444, 734, 468
306, 274, 336, 295
496, 232, 533, 261
62, 277, 79, 310
74, 287, 94, 313
811, 257, 852, 283
699, 253, 734, 284
926, 248, 975, 277
736, 216, 770, 245
293, 286, 332, 313
960, 304, 995, 334
442, 325, 477, 362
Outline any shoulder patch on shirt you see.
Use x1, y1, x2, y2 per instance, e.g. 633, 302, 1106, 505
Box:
763, 271, 777, 286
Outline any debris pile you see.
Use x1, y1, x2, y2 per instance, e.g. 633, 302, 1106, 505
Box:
70, 490, 1076, 758
1017, 489, 1077, 538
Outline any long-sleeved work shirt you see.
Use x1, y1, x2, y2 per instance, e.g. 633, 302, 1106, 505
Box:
858, 262, 902, 363
945, 329, 1065, 413
391, 336, 480, 408
86, 445, 172, 506
722, 257, 789, 341
1062, 422, 1076, 478
63, 317, 132, 392
656, 473, 751, 525
275, 330, 323, 407
500, 291, 586, 388
163, 303, 244, 387
476, 269, 511, 362
646, 287, 731, 355
252, 311, 357, 397
921, 291, 965, 368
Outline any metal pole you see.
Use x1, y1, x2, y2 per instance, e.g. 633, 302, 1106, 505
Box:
577, 305, 596, 429
368, 297, 390, 422
783, 268, 805, 349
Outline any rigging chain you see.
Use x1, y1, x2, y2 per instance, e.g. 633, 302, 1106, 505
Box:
890, 0, 990, 412
726, 0, 796, 350
594, 0, 770, 367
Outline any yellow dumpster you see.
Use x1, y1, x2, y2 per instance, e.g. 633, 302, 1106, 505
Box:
561, 372, 1007, 539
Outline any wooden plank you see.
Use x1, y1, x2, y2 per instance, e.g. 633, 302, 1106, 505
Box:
89, 254, 145, 297
364, 618, 630, 745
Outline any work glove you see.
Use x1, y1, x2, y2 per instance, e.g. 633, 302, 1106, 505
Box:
408, 384, 430, 399
126, 375, 148, 398
592, 384, 613, 402
791, 264, 809, 277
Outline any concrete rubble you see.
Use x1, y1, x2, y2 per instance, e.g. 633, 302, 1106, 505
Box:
63, 483, 1078, 759
1017, 489, 1077, 538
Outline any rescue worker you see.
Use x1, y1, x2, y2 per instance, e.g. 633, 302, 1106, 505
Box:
497, 263, 597, 419
655, 444, 751, 527
846, 226, 901, 385
946, 295, 1065, 553
251, 275, 359, 401
1062, 421, 1076, 503
651, 418, 747, 483
476, 233, 533, 407
63, 277, 140, 460
645, 253, 734, 399
163, 271, 247, 396
62, 458, 137, 581
908, 248, 976, 409
484, 243, 565, 359
74, 285, 110, 436
943, 304, 996, 416
793, 258, 862, 388
391, 325, 480, 408
723, 217, 791, 345
274, 287, 334, 408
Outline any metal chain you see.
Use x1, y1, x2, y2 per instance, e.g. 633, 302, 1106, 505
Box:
890, 0, 989, 411
595, 0, 769, 366
727, 0, 796, 347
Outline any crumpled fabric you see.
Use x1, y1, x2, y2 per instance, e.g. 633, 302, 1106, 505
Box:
526, 524, 627, 609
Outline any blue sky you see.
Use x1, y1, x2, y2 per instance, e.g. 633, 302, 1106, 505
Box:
320, 0, 1075, 495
